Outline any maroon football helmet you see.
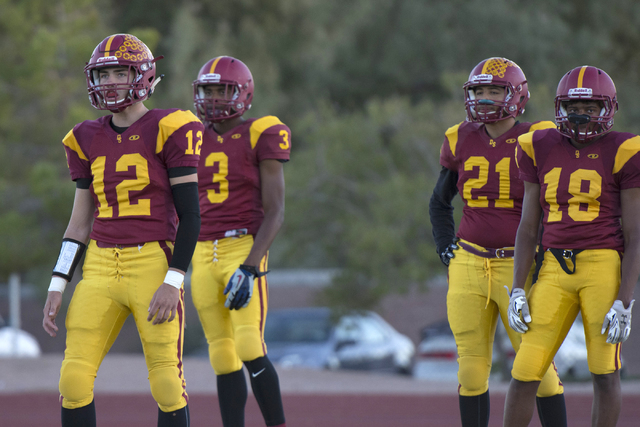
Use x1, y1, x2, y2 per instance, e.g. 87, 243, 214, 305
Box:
463, 57, 529, 123
84, 34, 163, 112
193, 56, 254, 122
555, 66, 618, 143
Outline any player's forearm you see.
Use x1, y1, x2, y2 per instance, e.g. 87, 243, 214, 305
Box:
512, 225, 538, 289
243, 209, 284, 267
619, 237, 640, 306
63, 189, 95, 244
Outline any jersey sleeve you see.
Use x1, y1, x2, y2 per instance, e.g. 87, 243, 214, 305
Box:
613, 135, 640, 189
156, 110, 203, 169
439, 123, 463, 170
516, 131, 539, 183
62, 126, 92, 181
250, 116, 292, 162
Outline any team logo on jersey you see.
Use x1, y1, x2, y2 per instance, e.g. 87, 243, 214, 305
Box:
129, 135, 140, 140
588, 153, 599, 159
117, 135, 122, 144
575, 150, 580, 158
506, 138, 516, 144
232, 134, 241, 139
490, 139, 496, 147
217, 135, 224, 144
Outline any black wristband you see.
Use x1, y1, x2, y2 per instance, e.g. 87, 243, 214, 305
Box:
240, 264, 269, 278
52, 238, 87, 282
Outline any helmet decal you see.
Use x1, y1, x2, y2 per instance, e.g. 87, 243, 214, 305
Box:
481, 58, 515, 79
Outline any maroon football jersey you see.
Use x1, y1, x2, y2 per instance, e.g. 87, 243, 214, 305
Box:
440, 120, 556, 248
198, 116, 291, 240
63, 109, 203, 244
518, 129, 640, 250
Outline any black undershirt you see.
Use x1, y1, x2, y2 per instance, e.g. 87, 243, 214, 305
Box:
429, 166, 459, 254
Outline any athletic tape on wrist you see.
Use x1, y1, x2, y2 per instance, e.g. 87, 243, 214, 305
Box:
48, 276, 67, 294
164, 270, 185, 289
52, 238, 87, 282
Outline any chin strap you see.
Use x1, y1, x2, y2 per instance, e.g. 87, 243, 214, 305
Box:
149, 74, 164, 97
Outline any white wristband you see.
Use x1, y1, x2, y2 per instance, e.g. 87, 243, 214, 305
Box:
163, 270, 185, 290
48, 276, 68, 294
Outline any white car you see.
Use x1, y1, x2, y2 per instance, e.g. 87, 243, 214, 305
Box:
0, 327, 41, 358
264, 307, 416, 375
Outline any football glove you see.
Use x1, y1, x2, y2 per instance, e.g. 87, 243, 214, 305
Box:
601, 300, 635, 344
439, 238, 459, 267
224, 265, 268, 310
507, 287, 531, 333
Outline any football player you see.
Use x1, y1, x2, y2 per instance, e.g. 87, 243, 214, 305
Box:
190, 56, 289, 427
429, 57, 567, 427
504, 66, 640, 426
41, 34, 202, 427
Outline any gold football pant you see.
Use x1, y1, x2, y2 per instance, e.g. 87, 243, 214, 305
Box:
59, 240, 188, 412
512, 249, 622, 382
191, 235, 269, 375
448, 239, 564, 397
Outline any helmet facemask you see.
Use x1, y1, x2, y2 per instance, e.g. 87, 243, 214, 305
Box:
555, 97, 615, 143
194, 81, 245, 123
465, 83, 520, 123
88, 66, 148, 112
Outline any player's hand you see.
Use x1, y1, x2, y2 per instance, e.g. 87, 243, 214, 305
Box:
508, 288, 531, 333
439, 238, 459, 267
224, 267, 255, 310
43, 291, 63, 337
147, 283, 180, 325
601, 299, 635, 344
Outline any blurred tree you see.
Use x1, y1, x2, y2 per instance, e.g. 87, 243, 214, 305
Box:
277, 95, 465, 308
5, 0, 640, 311
0, 0, 110, 281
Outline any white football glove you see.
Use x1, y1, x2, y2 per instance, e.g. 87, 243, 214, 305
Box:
601, 300, 635, 344
224, 266, 256, 310
507, 287, 531, 333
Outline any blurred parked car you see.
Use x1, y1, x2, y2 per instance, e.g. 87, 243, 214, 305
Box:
0, 327, 41, 358
414, 316, 595, 381
264, 307, 415, 374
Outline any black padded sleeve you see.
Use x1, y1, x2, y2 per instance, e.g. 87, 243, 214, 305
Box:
75, 178, 92, 189
429, 166, 459, 254
169, 181, 201, 272
168, 167, 197, 178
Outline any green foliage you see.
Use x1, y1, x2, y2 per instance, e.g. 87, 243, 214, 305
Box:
5, 0, 640, 310
0, 0, 108, 280
277, 96, 461, 307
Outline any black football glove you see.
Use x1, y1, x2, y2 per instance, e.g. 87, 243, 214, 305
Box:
439, 238, 459, 267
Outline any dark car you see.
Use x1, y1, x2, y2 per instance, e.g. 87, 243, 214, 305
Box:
263, 307, 415, 374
